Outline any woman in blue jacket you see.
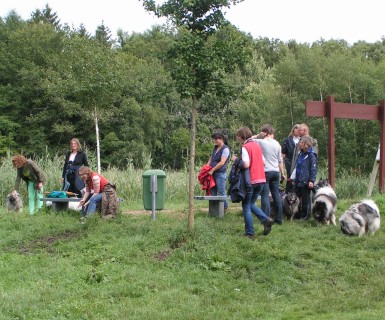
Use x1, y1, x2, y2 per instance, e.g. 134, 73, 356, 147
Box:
292, 136, 317, 220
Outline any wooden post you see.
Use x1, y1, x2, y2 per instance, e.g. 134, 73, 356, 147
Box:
326, 96, 335, 188
379, 100, 385, 192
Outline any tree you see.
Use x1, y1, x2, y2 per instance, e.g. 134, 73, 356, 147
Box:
142, 0, 249, 231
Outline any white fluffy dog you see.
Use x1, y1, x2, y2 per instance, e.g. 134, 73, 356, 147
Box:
339, 199, 381, 237
312, 186, 337, 225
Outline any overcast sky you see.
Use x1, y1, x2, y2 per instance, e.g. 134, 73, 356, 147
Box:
1, 0, 384, 44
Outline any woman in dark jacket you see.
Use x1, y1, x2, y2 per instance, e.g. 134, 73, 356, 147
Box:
62, 138, 88, 197
293, 136, 317, 220
281, 124, 300, 192
206, 132, 230, 210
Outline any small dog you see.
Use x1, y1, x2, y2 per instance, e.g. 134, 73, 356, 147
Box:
283, 192, 300, 220
339, 199, 380, 237
6, 190, 23, 212
312, 186, 337, 225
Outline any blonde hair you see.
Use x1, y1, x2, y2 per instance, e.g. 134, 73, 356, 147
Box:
12, 155, 27, 167
289, 124, 299, 137
70, 138, 82, 150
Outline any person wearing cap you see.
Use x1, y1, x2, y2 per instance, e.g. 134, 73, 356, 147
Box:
206, 132, 230, 211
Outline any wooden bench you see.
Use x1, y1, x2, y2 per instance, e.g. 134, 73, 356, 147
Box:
194, 195, 229, 218
40, 197, 81, 212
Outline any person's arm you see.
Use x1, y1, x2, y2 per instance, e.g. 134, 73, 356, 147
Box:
240, 147, 250, 169
83, 152, 89, 167
90, 175, 101, 196
308, 153, 318, 188
29, 160, 45, 189
14, 169, 21, 191
79, 181, 91, 207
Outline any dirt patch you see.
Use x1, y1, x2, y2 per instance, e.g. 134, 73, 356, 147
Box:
19, 230, 82, 255
154, 249, 171, 261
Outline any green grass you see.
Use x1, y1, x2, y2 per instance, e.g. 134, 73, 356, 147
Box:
1, 197, 385, 320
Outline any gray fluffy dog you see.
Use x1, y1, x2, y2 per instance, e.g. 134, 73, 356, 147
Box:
339, 199, 380, 237
283, 192, 300, 220
312, 186, 337, 225
6, 190, 23, 212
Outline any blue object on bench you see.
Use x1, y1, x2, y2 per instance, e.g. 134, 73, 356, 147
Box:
194, 195, 229, 218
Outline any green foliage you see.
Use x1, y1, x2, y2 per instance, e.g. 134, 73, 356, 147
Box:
1, 5, 385, 173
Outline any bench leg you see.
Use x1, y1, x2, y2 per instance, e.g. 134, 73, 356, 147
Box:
52, 202, 70, 212
209, 200, 225, 218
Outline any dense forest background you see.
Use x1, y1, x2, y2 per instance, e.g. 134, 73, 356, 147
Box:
1, 5, 385, 174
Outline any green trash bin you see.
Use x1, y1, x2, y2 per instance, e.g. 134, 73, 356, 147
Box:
143, 169, 166, 210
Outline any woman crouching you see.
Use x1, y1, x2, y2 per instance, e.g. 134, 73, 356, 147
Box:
77, 166, 118, 221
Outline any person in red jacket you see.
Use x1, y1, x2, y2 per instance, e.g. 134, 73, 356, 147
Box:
77, 166, 108, 218
233, 127, 274, 239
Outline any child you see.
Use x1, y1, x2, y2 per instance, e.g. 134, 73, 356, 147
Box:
291, 136, 317, 220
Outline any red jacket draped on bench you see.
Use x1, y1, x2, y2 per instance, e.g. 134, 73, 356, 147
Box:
198, 164, 216, 196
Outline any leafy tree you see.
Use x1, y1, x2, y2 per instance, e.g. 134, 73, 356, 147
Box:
142, 0, 249, 231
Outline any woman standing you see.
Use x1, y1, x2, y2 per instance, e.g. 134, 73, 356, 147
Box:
62, 138, 88, 197
233, 127, 274, 239
292, 136, 317, 220
12, 155, 46, 215
207, 132, 230, 211
281, 124, 300, 192
253, 124, 285, 225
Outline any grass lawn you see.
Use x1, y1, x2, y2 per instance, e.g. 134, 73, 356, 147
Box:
1, 197, 385, 320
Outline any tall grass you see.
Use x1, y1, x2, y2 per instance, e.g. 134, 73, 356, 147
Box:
0, 154, 380, 210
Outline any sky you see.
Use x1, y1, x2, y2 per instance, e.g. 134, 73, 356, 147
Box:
1, 0, 384, 44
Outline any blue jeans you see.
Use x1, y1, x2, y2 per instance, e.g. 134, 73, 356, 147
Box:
82, 193, 103, 216
211, 172, 228, 209
242, 183, 269, 236
261, 171, 283, 223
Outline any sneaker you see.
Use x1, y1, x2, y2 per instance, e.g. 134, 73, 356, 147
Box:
263, 217, 274, 235
80, 216, 87, 224
244, 234, 255, 240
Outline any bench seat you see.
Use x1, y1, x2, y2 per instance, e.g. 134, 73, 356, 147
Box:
194, 195, 229, 218
40, 197, 81, 212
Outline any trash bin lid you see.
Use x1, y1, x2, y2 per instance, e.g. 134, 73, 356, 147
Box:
142, 169, 166, 177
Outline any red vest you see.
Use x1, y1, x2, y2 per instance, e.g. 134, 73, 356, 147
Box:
89, 172, 108, 192
243, 141, 266, 184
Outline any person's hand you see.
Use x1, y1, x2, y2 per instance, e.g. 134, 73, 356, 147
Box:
231, 155, 237, 161
36, 182, 43, 190
78, 199, 85, 208
61, 178, 64, 183
208, 169, 214, 175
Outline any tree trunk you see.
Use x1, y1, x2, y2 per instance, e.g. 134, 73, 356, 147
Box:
94, 106, 101, 174
188, 96, 197, 232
